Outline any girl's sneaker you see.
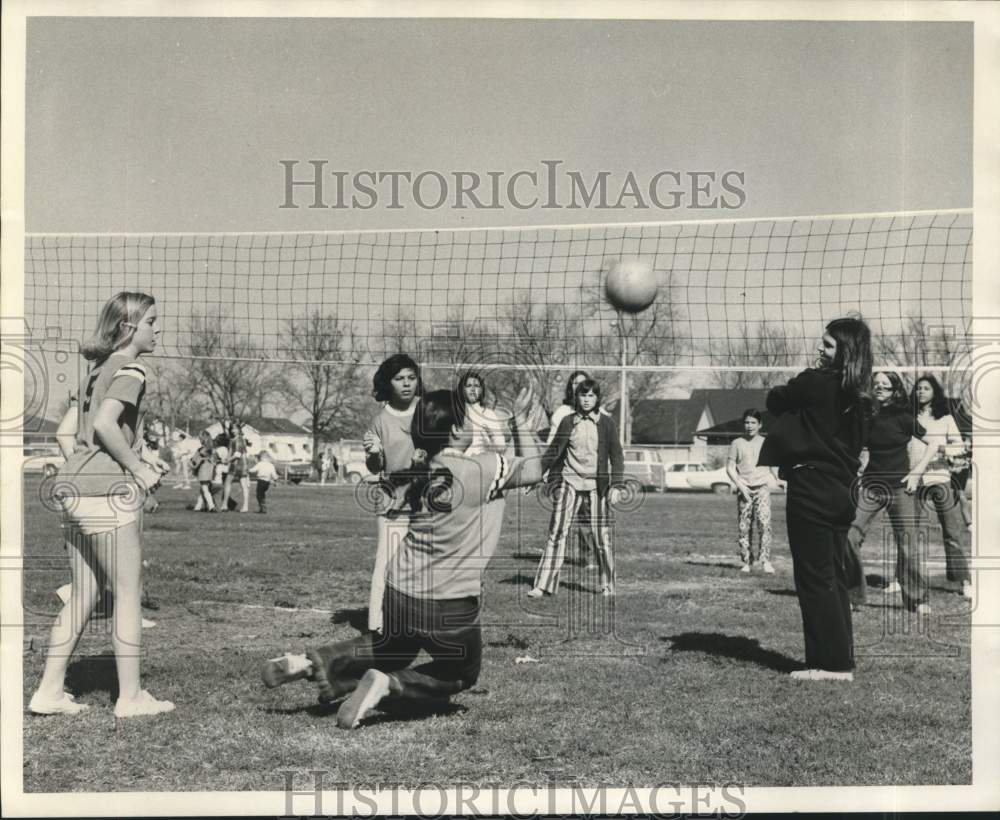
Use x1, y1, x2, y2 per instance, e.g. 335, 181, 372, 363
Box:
261, 653, 314, 688
789, 669, 854, 682
761, 560, 775, 574
114, 690, 175, 718
882, 580, 902, 595
29, 691, 90, 716
336, 669, 391, 729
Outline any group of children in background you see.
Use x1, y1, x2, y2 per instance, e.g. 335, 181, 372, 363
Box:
182, 427, 275, 514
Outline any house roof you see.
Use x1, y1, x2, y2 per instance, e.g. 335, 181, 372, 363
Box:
612, 399, 706, 445
686, 388, 773, 441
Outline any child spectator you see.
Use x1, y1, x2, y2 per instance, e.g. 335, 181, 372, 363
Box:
249, 450, 278, 513
726, 409, 779, 574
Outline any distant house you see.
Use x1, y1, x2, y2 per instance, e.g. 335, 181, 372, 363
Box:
691, 388, 773, 444
610, 399, 711, 464
212, 417, 313, 463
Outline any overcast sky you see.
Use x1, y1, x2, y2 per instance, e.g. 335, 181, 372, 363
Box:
26, 18, 972, 233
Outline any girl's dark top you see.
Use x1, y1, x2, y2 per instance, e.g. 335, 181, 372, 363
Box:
865, 408, 925, 485
758, 368, 869, 486
542, 411, 625, 497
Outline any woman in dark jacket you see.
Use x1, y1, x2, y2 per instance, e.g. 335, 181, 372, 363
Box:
529, 379, 624, 598
759, 317, 873, 681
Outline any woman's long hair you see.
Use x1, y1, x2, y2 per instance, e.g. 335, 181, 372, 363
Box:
823, 317, 874, 414
874, 371, 909, 413
458, 371, 486, 408
913, 373, 950, 420
563, 370, 590, 406
80, 292, 156, 364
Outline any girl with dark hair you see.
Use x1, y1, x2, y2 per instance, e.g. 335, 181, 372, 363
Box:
844, 371, 941, 614
363, 354, 423, 633
458, 371, 509, 455
261, 387, 547, 729
543, 370, 610, 568
30, 292, 174, 718
759, 317, 874, 681
912, 373, 972, 601
726, 408, 779, 574
530, 378, 624, 598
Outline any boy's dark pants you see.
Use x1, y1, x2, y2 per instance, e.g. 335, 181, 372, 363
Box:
786, 467, 856, 673
256, 480, 270, 510
308, 586, 481, 701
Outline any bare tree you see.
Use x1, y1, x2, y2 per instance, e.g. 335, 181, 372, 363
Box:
279, 312, 370, 468
709, 321, 804, 390
143, 358, 211, 438
182, 312, 281, 425
874, 314, 963, 372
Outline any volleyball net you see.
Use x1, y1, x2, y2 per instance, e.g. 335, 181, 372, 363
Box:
25, 209, 972, 377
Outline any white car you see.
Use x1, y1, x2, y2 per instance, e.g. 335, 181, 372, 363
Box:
684, 465, 737, 494
23, 445, 65, 477
340, 439, 377, 484
661, 462, 712, 491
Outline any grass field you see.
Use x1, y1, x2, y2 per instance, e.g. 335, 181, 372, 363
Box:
20, 476, 971, 792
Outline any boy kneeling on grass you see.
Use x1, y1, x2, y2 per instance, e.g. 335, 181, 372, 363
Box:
261, 386, 546, 729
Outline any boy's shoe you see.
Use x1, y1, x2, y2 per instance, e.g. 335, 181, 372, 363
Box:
882, 580, 902, 594
526, 587, 547, 598
29, 691, 90, 716
761, 560, 775, 575
915, 603, 933, 618
601, 585, 615, 597
336, 669, 391, 730
141, 618, 157, 629
789, 669, 854, 682
739, 563, 751, 574
114, 690, 175, 718
261, 653, 314, 688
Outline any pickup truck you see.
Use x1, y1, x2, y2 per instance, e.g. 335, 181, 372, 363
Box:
622, 449, 666, 492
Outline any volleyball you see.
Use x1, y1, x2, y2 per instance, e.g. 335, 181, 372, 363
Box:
605, 258, 658, 313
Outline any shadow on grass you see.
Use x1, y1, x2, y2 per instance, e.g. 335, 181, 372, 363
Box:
260, 698, 467, 725
682, 558, 743, 570
662, 632, 801, 673
498, 573, 603, 594
765, 589, 798, 597
65, 652, 118, 700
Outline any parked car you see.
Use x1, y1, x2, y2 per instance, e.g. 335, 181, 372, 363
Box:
622, 448, 667, 492
267, 457, 313, 484
661, 462, 711, 491
684, 465, 737, 494
23, 445, 64, 478
340, 439, 377, 484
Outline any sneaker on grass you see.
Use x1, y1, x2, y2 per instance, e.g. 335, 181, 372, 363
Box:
28, 691, 90, 716
739, 563, 751, 574
114, 690, 175, 718
761, 560, 775, 574
336, 669, 392, 730
789, 669, 854, 682
882, 580, 902, 594
261, 653, 314, 688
